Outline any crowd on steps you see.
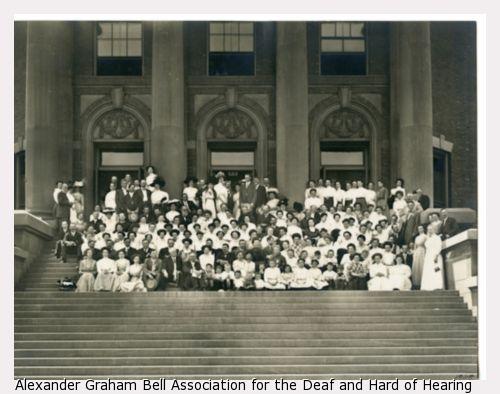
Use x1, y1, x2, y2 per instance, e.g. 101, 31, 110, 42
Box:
52, 166, 460, 293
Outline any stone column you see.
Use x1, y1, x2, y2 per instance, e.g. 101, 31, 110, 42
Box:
276, 22, 309, 205
25, 22, 73, 216
151, 22, 186, 199
391, 22, 434, 203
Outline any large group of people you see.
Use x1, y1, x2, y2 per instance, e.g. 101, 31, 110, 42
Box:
52, 166, 460, 293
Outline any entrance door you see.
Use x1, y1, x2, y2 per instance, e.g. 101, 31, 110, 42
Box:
94, 144, 144, 206
320, 141, 369, 185
209, 148, 255, 187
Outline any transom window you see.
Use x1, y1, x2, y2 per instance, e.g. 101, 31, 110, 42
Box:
320, 22, 367, 75
96, 22, 143, 76
208, 22, 255, 76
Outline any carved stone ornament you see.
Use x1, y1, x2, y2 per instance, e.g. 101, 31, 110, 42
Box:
321, 109, 370, 139
207, 109, 257, 139
93, 110, 144, 140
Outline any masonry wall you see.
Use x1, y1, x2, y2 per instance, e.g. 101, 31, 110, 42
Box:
431, 22, 477, 209
14, 22, 27, 143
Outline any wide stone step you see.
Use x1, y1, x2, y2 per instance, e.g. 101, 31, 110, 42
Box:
15, 346, 479, 358
14, 330, 478, 341
14, 322, 477, 333
14, 289, 459, 297
14, 309, 472, 318
13, 363, 479, 376
15, 354, 478, 367
14, 338, 478, 349
14, 314, 475, 326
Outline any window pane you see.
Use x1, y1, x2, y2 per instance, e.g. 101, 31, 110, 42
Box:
224, 34, 239, 51
344, 39, 365, 52
101, 152, 144, 166
321, 39, 343, 52
321, 23, 336, 37
210, 22, 223, 34
225, 22, 239, 35
239, 22, 254, 34
98, 22, 112, 38
211, 152, 254, 166
97, 39, 112, 56
321, 151, 364, 166
127, 23, 142, 38
127, 40, 142, 56
112, 39, 127, 56
209, 35, 222, 51
113, 22, 127, 39
240, 35, 253, 51
351, 22, 364, 37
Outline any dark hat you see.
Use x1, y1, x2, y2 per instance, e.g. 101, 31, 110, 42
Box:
157, 229, 167, 236
170, 229, 180, 236
293, 202, 304, 212
152, 176, 166, 188
182, 238, 193, 245
231, 230, 241, 237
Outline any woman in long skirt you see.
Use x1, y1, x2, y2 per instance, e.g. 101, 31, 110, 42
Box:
120, 255, 147, 293
202, 183, 217, 218
112, 250, 130, 292
94, 248, 116, 292
421, 226, 444, 290
367, 253, 391, 291
412, 225, 427, 289
388, 254, 412, 291
75, 249, 96, 292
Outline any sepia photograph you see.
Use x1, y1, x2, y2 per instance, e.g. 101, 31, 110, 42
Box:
13, 18, 479, 381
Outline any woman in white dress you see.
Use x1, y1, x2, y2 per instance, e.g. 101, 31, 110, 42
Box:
75, 248, 96, 293
112, 250, 130, 292
232, 184, 241, 220
145, 166, 158, 192
120, 255, 147, 293
388, 254, 412, 291
412, 225, 427, 288
67, 185, 77, 224
202, 183, 217, 217
94, 248, 116, 292
421, 226, 444, 290
367, 253, 391, 291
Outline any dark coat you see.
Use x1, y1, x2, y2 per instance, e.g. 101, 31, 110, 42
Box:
441, 217, 459, 239
254, 184, 267, 208
56, 191, 72, 219
124, 191, 143, 213
115, 188, 129, 214
239, 182, 256, 205
418, 194, 431, 211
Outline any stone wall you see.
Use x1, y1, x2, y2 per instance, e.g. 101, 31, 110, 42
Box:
14, 211, 54, 288
430, 22, 477, 209
14, 22, 27, 142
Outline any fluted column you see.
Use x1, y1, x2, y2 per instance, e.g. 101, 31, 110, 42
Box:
391, 22, 434, 203
25, 22, 73, 216
276, 22, 309, 205
151, 22, 186, 198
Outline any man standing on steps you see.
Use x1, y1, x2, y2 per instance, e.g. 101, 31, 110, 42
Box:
440, 209, 459, 239
240, 174, 257, 215
55, 183, 72, 231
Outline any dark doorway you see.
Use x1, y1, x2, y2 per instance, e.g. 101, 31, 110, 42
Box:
433, 148, 451, 208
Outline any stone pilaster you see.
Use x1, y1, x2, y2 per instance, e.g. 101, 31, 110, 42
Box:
151, 22, 186, 198
391, 22, 434, 203
276, 22, 309, 205
25, 22, 73, 216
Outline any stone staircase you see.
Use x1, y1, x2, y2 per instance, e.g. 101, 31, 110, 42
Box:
15, 250, 478, 379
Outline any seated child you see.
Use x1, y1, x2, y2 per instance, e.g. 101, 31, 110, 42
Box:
233, 270, 245, 290
308, 259, 328, 290
264, 259, 286, 290
290, 259, 313, 289
280, 264, 295, 289
322, 262, 338, 290
219, 262, 234, 290
204, 263, 215, 290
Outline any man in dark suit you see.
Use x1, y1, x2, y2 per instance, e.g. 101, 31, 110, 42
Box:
138, 179, 152, 212
121, 238, 138, 261
123, 184, 142, 214
239, 174, 256, 210
137, 239, 154, 263
163, 249, 182, 285
253, 177, 268, 209
440, 209, 459, 239
61, 223, 83, 262
115, 179, 129, 215
415, 188, 431, 211
55, 183, 72, 230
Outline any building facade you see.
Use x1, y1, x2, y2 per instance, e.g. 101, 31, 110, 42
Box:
14, 21, 477, 217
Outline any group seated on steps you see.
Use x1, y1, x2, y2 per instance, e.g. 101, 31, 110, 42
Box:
52, 170, 460, 293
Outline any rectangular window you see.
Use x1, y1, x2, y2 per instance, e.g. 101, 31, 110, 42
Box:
320, 22, 366, 75
101, 151, 144, 167
211, 151, 255, 167
433, 148, 451, 208
96, 22, 143, 76
208, 22, 255, 76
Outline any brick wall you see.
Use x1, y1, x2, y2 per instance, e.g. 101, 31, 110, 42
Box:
431, 22, 477, 209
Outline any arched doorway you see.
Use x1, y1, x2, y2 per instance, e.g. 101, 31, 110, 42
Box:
310, 96, 381, 185
80, 95, 151, 214
195, 95, 269, 183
